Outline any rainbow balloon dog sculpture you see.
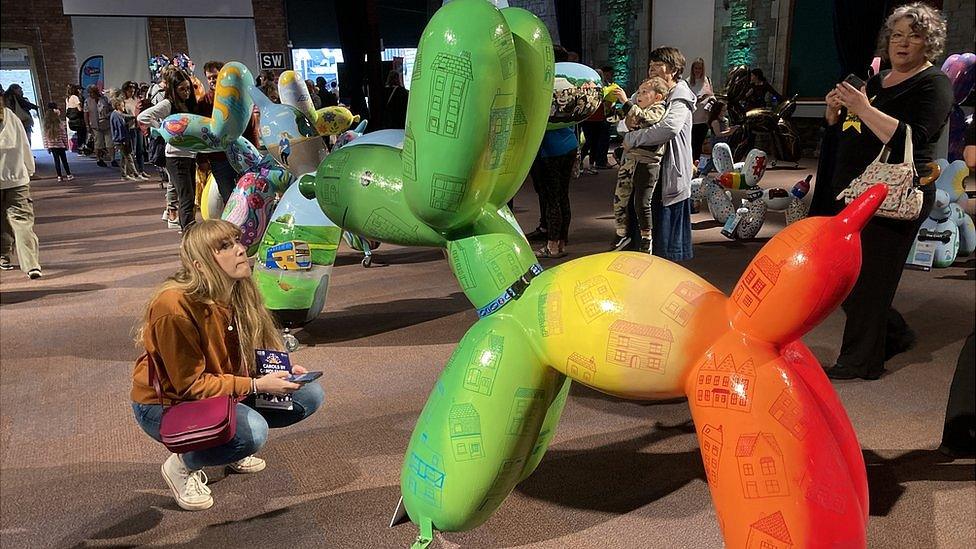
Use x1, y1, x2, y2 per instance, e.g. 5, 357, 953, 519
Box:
295, 1, 876, 547
692, 142, 810, 239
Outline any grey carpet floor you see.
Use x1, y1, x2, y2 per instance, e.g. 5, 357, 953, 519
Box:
0, 152, 973, 548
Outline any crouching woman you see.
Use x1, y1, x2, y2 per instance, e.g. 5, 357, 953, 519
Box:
130, 219, 324, 510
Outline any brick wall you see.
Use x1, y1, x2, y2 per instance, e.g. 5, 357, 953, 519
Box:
0, 0, 77, 108
252, 0, 291, 71
146, 18, 189, 59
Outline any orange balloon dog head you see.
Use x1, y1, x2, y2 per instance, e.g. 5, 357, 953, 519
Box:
727, 184, 888, 344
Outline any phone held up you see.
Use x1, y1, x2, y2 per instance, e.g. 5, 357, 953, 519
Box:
843, 73, 866, 90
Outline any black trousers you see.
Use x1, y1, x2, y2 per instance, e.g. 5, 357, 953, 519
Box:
166, 157, 197, 230
529, 156, 548, 232
692, 123, 709, 158
531, 151, 575, 241
836, 187, 934, 377
942, 331, 975, 455
580, 121, 611, 167
49, 148, 70, 177
210, 158, 240, 204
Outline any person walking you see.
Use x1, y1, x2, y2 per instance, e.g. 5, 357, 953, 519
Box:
3, 84, 39, 147
41, 102, 74, 182
687, 57, 714, 158
812, 2, 953, 380
0, 95, 42, 279
65, 84, 87, 154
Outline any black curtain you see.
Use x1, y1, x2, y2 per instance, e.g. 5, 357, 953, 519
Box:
554, 0, 582, 57
832, 0, 895, 79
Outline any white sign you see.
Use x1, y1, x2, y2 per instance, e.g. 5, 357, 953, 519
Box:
259, 52, 287, 70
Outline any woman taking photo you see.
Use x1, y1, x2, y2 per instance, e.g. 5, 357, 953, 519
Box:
813, 2, 953, 380
138, 70, 198, 230
130, 220, 324, 510
614, 46, 696, 261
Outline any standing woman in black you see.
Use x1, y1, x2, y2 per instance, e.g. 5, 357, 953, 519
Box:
813, 2, 953, 380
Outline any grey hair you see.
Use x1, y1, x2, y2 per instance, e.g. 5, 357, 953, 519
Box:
877, 2, 946, 63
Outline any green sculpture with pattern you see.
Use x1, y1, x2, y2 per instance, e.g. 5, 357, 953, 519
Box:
296, 0, 568, 543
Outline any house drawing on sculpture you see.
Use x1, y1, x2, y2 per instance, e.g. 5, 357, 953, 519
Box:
574, 275, 615, 322
429, 173, 467, 212
606, 255, 651, 279
566, 352, 597, 383
484, 93, 515, 170
695, 353, 756, 413
661, 280, 708, 327
507, 387, 545, 436
485, 242, 521, 290
463, 332, 504, 396
539, 288, 563, 336
745, 511, 794, 549
427, 51, 473, 139
491, 28, 516, 79
736, 432, 790, 499
448, 403, 484, 461
606, 320, 673, 374
501, 105, 528, 176
407, 450, 446, 509
700, 424, 724, 486
733, 254, 785, 316
769, 388, 811, 440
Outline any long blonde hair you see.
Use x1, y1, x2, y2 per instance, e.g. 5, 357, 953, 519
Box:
135, 220, 282, 373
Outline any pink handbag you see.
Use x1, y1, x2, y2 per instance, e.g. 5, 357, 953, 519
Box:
148, 354, 239, 454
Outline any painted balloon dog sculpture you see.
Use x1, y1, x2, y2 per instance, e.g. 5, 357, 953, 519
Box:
692, 142, 810, 239
913, 159, 976, 267
155, 62, 365, 349
294, 1, 872, 547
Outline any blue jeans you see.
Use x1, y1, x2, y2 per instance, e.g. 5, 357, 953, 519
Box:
132, 382, 324, 471
130, 128, 145, 173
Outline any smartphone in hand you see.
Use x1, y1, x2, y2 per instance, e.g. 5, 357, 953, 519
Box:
843, 73, 866, 90
285, 371, 323, 384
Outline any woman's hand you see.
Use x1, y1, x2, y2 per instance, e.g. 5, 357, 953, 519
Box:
255, 371, 300, 395
824, 89, 844, 125
834, 82, 870, 117
613, 87, 629, 104
291, 365, 308, 375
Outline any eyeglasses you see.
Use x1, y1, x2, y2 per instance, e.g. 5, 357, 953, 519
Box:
890, 32, 924, 44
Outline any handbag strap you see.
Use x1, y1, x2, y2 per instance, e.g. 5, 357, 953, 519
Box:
871, 124, 916, 175
146, 353, 167, 408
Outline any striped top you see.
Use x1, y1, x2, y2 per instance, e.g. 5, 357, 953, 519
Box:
42, 118, 69, 149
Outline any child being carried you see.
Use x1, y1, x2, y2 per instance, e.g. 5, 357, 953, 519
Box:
610, 77, 669, 253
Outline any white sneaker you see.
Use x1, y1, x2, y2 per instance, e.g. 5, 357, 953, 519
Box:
227, 455, 266, 474
160, 453, 213, 511
167, 219, 181, 229
65, 174, 75, 181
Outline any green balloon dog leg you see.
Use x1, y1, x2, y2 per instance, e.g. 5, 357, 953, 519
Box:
401, 315, 566, 537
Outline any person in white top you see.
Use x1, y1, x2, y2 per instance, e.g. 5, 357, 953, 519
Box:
0, 95, 42, 278
686, 57, 714, 159
138, 70, 198, 231
64, 84, 87, 154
